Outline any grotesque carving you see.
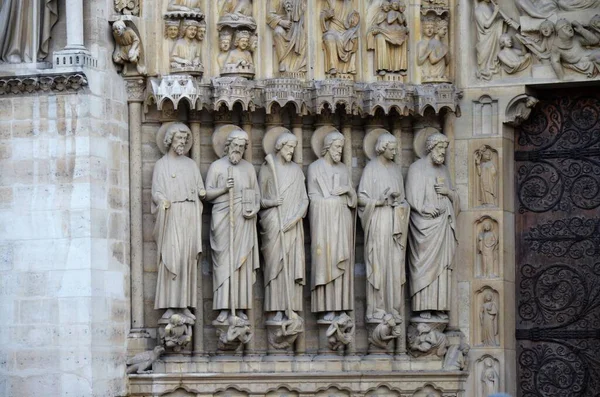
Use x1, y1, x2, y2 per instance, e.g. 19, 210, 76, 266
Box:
405, 131, 459, 320
550, 19, 600, 79
367, 0, 409, 76
358, 131, 409, 324
170, 19, 205, 75
152, 123, 205, 321
206, 126, 260, 328
477, 218, 499, 278
369, 313, 402, 349
0, 0, 57, 63
260, 129, 308, 349
407, 322, 448, 358
474, 145, 498, 206
161, 313, 194, 352
308, 128, 357, 322
474, 0, 503, 80
417, 17, 450, 82
443, 340, 470, 370
480, 291, 499, 346
112, 20, 146, 75
497, 33, 532, 74
216, 315, 253, 350
126, 346, 165, 374
326, 312, 355, 351
320, 0, 360, 77
267, 0, 307, 76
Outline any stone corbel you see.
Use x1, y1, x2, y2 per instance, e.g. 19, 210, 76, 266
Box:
110, 15, 147, 76
504, 94, 539, 127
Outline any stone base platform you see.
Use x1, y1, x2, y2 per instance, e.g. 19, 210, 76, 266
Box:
129, 356, 468, 396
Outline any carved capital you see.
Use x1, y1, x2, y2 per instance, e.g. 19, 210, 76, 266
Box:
505, 94, 539, 127
125, 77, 146, 103
0, 73, 88, 96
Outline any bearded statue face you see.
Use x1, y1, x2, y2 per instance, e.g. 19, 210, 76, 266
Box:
170, 131, 188, 156
227, 138, 246, 165
430, 142, 447, 165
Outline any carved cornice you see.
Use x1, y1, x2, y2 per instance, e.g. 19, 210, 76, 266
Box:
0, 73, 88, 96
144, 76, 462, 117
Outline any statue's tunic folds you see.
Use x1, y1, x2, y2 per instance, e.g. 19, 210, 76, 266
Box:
405, 158, 459, 312
152, 155, 204, 309
308, 159, 356, 312
207, 157, 260, 310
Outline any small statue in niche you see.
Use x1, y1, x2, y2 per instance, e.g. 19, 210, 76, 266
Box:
475, 145, 497, 206
497, 33, 532, 74
224, 29, 254, 70
474, 0, 503, 80
126, 346, 165, 374
168, 0, 202, 13
112, 20, 146, 75
321, 0, 360, 76
162, 313, 194, 352
267, 0, 307, 75
367, 0, 409, 76
481, 357, 500, 395
551, 19, 600, 79
477, 219, 499, 278
170, 19, 204, 74
164, 20, 181, 53
326, 313, 355, 351
417, 17, 450, 82
369, 313, 402, 349
217, 30, 234, 69
516, 20, 555, 61
480, 291, 499, 346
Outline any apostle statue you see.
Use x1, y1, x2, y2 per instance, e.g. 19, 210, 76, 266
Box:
320, 0, 360, 76
405, 131, 459, 320
308, 129, 357, 322
206, 126, 260, 324
259, 129, 308, 323
358, 131, 410, 324
152, 123, 205, 321
267, 0, 307, 75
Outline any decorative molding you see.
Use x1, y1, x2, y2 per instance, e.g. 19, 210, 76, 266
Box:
0, 73, 88, 96
125, 76, 146, 103
115, 0, 140, 16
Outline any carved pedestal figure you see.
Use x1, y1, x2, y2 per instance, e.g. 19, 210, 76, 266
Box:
320, 0, 360, 77
152, 122, 205, 351
259, 129, 308, 352
367, 0, 409, 76
267, 0, 307, 77
112, 20, 146, 75
308, 128, 357, 353
358, 131, 409, 352
206, 126, 260, 351
480, 291, 499, 346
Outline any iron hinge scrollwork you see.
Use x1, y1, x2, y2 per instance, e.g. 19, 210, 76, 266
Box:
516, 327, 600, 341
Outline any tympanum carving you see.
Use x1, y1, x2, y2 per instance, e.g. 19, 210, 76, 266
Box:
321, 0, 360, 78
367, 1, 409, 78
170, 19, 205, 75
267, 0, 307, 78
417, 17, 450, 83
217, 0, 257, 78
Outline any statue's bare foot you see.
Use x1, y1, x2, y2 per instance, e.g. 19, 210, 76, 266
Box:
437, 311, 449, 320
216, 310, 229, 323
238, 311, 248, 321
419, 311, 432, 319
182, 308, 196, 321
328, 68, 338, 75
378, 70, 386, 76
279, 65, 286, 73
323, 311, 335, 322
271, 311, 283, 322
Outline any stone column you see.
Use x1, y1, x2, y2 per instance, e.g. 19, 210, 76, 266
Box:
242, 113, 253, 162
444, 110, 457, 183
291, 115, 303, 165
341, 114, 353, 175
125, 78, 150, 341
392, 118, 403, 165
65, 0, 85, 50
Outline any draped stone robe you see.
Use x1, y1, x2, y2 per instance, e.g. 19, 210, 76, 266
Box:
152, 155, 204, 309
267, 0, 307, 73
207, 157, 260, 311
259, 158, 308, 312
170, 37, 201, 67
367, 9, 408, 72
358, 158, 410, 321
474, 1, 502, 79
405, 157, 460, 312
307, 158, 356, 313
320, 0, 359, 74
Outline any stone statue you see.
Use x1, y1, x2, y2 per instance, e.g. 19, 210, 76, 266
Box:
308, 130, 357, 321
474, 0, 503, 80
224, 30, 254, 69
366, 0, 409, 76
481, 357, 499, 395
217, 30, 234, 69
417, 17, 450, 82
112, 20, 146, 75
115, 0, 140, 16
443, 340, 470, 370
407, 322, 448, 358
405, 132, 459, 319
126, 346, 165, 374
516, 20, 555, 61
164, 20, 181, 53
267, 0, 307, 75
170, 19, 204, 74
259, 130, 308, 324
0, 0, 58, 63
480, 291, 499, 346
497, 34, 532, 74
358, 132, 409, 324
206, 127, 260, 325
320, 0, 360, 76
550, 19, 600, 79
162, 313, 193, 352
475, 145, 497, 206
168, 0, 202, 12
326, 312, 355, 351
218, 0, 257, 31
218, 315, 253, 350
152, 123, 205, 319
477, 219, 498, 278
369, 313, 402, 349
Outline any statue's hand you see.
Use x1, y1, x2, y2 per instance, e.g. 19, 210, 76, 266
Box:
280, 20, 292, 29
422, 205, 439, 218
161, 200, 171, 210
434, 183, 450, 196
332, 186, 349, 196
226, 176, 234, 190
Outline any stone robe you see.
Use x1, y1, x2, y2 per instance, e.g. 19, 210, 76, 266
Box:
417, 37, 449, 81
267, 0, 307, 73
478, 230, 498, 276
0, 0, 58, 63
358, 158, 409, 320
367, 10, 408, 72
478, 159, 497, 205
207, 157, 260, 310
320, 0, 359, 74
259, 158, 308, 312
152, 155, 204, 309
405, 157, 459, 312
480, 300, 498, 345
474, 2, 502, 79
170, 37, 201, 67
308, 159, 356, 313
498, 47, 532, 74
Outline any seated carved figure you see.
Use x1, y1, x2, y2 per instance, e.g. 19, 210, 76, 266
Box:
224, 30, 254, 68
551, 19, 600, 79
497, 34, 532, 74
170, 19, 203, 72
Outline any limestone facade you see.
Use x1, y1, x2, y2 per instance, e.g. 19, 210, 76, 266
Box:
1, 0, 599, 396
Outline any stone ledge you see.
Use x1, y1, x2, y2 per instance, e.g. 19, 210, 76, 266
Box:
0, 72, 88, 96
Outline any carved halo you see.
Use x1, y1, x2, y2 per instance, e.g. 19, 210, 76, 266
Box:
311, 125, 340, 158
413, 127, 442, 159
364, 128, 393, 161
156, 122, 194, 155
263, 126, 293, 156
212, 124, 247, 157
